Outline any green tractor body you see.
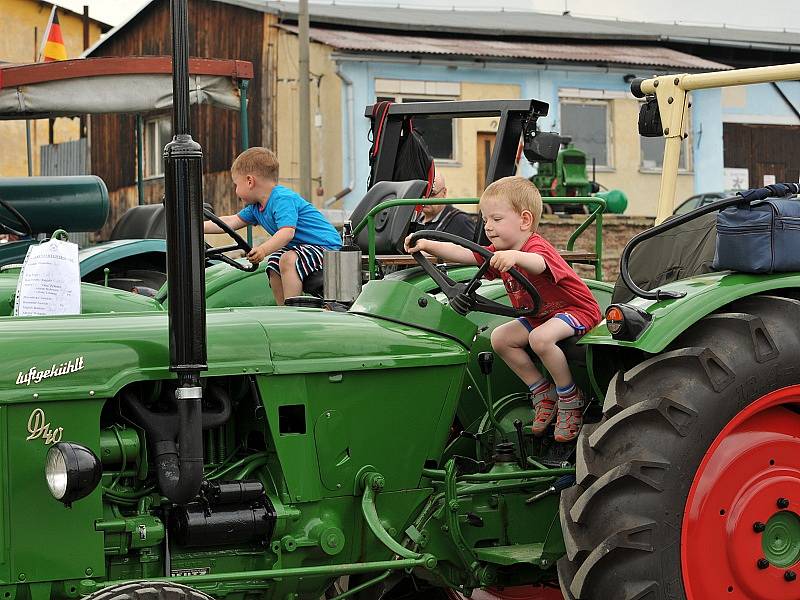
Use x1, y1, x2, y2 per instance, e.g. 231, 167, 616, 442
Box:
532, 144, 594, 199
3, 13, 800, 600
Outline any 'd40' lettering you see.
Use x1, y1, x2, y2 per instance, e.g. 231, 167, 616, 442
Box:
26, 408, 64, 445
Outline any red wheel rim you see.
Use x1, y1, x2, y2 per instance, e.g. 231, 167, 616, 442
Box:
682, 385, 800, 599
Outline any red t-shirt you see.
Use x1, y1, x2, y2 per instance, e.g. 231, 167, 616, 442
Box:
473, 234, 602, 330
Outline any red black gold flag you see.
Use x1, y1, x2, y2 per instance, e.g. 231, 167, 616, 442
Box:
42, 9, 67, 62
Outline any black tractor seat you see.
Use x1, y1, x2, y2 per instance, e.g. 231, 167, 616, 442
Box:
526, 336, 586, 368
303, 270, 324, 297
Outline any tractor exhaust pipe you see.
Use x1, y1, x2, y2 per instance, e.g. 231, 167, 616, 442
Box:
160, 0, 206, 504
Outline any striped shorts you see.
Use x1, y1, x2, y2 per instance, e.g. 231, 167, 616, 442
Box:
517, 312, 589, 336
266, 244, 326, 281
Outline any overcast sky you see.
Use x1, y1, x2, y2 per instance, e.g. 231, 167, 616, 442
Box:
57, 0, 800, 31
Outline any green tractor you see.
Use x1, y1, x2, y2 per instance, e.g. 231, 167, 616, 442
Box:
529, 141, 627, 215
3, 4, 800, 600
0, 54, 255, 296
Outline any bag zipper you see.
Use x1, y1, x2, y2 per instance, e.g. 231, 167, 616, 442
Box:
717, 224, 771, 234
776, 216, 800, 230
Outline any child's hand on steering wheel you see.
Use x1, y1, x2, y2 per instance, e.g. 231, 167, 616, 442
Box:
404, 234, 427, 254
489, 250, 520, 272
246, 244, 269, 264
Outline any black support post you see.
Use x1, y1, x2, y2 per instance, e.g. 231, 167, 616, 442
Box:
158, 0, 205, 505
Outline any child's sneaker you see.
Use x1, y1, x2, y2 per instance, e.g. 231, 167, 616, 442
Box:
530, 383, 557, 436
554, 389, 585, 443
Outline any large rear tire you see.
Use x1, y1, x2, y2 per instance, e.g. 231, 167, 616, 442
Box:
557, 294, 800, 599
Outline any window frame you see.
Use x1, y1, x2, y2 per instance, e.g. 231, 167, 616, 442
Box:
558, 98, 614, 170
143, 115, 171, 180
638, 98, 693, 174
375, 93, 460, 164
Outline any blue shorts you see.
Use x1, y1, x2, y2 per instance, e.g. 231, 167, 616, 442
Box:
517, 313, 588, 336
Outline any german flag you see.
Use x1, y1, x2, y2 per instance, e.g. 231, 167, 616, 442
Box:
42, 9, 67, 62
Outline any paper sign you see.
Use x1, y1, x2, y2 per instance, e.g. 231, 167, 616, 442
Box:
724, 167, 749, 191
14, 238, 81, 316
763, 174, 776, 186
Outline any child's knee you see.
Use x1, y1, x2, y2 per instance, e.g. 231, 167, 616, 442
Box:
278, 251, 296, 272
528, 330, 556, 356
491, 323, 524, 353
490, 326, 508, 351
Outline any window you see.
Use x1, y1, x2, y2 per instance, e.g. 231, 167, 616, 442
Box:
376, 94, 457, 161
144, 116, 171, 178
640, 135, 690, 171
559, 100, 611, 168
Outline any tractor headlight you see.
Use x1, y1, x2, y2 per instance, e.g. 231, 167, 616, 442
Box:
44, 442, 101, 507
605, 303, 652, 341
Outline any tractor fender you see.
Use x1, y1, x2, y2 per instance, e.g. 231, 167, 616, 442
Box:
579, 271, 800, 353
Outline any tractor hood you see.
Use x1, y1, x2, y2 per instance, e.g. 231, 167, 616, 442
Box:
0, 307, 467, 402
0, 272, 162, 317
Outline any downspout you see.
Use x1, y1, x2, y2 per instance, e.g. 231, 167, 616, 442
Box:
325, 63, 355, 208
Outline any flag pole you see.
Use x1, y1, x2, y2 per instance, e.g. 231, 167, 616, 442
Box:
37, 5, 56, 62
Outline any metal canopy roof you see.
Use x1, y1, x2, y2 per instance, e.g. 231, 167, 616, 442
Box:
285, 25, 730, 70
0, 57, 254, 120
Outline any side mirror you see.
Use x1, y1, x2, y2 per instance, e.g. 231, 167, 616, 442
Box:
523, 130, 564, 163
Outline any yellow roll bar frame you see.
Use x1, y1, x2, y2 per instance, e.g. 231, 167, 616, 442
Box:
636, 63, 800, 223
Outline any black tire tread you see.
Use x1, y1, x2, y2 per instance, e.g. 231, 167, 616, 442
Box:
84, 582, 212, 600
558, 294, 800, 599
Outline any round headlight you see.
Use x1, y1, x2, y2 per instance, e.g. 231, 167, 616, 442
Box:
45, 447, 69, 499
44, 442, 102, 507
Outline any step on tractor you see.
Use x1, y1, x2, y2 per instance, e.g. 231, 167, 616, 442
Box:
3, 4, 800, 600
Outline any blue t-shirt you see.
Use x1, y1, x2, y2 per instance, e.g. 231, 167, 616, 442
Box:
238, 185, 341, 249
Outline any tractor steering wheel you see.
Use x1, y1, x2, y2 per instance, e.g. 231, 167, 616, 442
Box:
408, 230, 541, 318
203, 209, 258, 272
0, 198, 33, 238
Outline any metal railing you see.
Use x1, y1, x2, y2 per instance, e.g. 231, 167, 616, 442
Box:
353, 196, 606, 280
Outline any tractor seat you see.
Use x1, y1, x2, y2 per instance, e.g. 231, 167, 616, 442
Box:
110, 204, 166, 240
523, 335, 586, 368
558, 336, 587, 367
526, 336, 586, 367
110, 202, 214, 240
303, 269, 324, 298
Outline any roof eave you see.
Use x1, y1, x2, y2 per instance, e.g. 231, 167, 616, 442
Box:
329, 50, 729, 73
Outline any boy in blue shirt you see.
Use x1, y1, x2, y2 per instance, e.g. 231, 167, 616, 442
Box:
203, 147, 342, 304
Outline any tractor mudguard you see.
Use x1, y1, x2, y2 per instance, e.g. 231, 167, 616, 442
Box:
580, 270, 800, 353
78, 239, 167, 277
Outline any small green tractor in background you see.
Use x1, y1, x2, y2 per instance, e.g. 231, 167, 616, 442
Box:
1, 4, 799, 600
530, 142, 627, 215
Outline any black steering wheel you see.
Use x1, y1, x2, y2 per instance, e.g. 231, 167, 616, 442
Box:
0, 198, 33, 238
408, 230, 541, 318
203, 208, 258, 272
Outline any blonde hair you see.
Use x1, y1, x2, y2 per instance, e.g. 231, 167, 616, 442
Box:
480, 176, 543, 230
231, 147, 279, 181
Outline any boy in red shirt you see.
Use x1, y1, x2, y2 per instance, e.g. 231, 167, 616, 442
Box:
404, 176, 601, 442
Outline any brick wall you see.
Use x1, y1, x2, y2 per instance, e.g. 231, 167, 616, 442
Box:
538, 214, 655, 283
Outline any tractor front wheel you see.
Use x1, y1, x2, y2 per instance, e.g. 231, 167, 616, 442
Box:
558, 294, 800, 599
83, 582, 212, 600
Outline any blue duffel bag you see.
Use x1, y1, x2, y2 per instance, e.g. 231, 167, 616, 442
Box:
713, 183, 800, 273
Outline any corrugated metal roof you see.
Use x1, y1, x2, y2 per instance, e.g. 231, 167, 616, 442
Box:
283, 26, 730, 70
87, 1, 800, 58
234, 1, 800, 52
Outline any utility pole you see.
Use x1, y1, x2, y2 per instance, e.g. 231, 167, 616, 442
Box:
298, 0, 312, 201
